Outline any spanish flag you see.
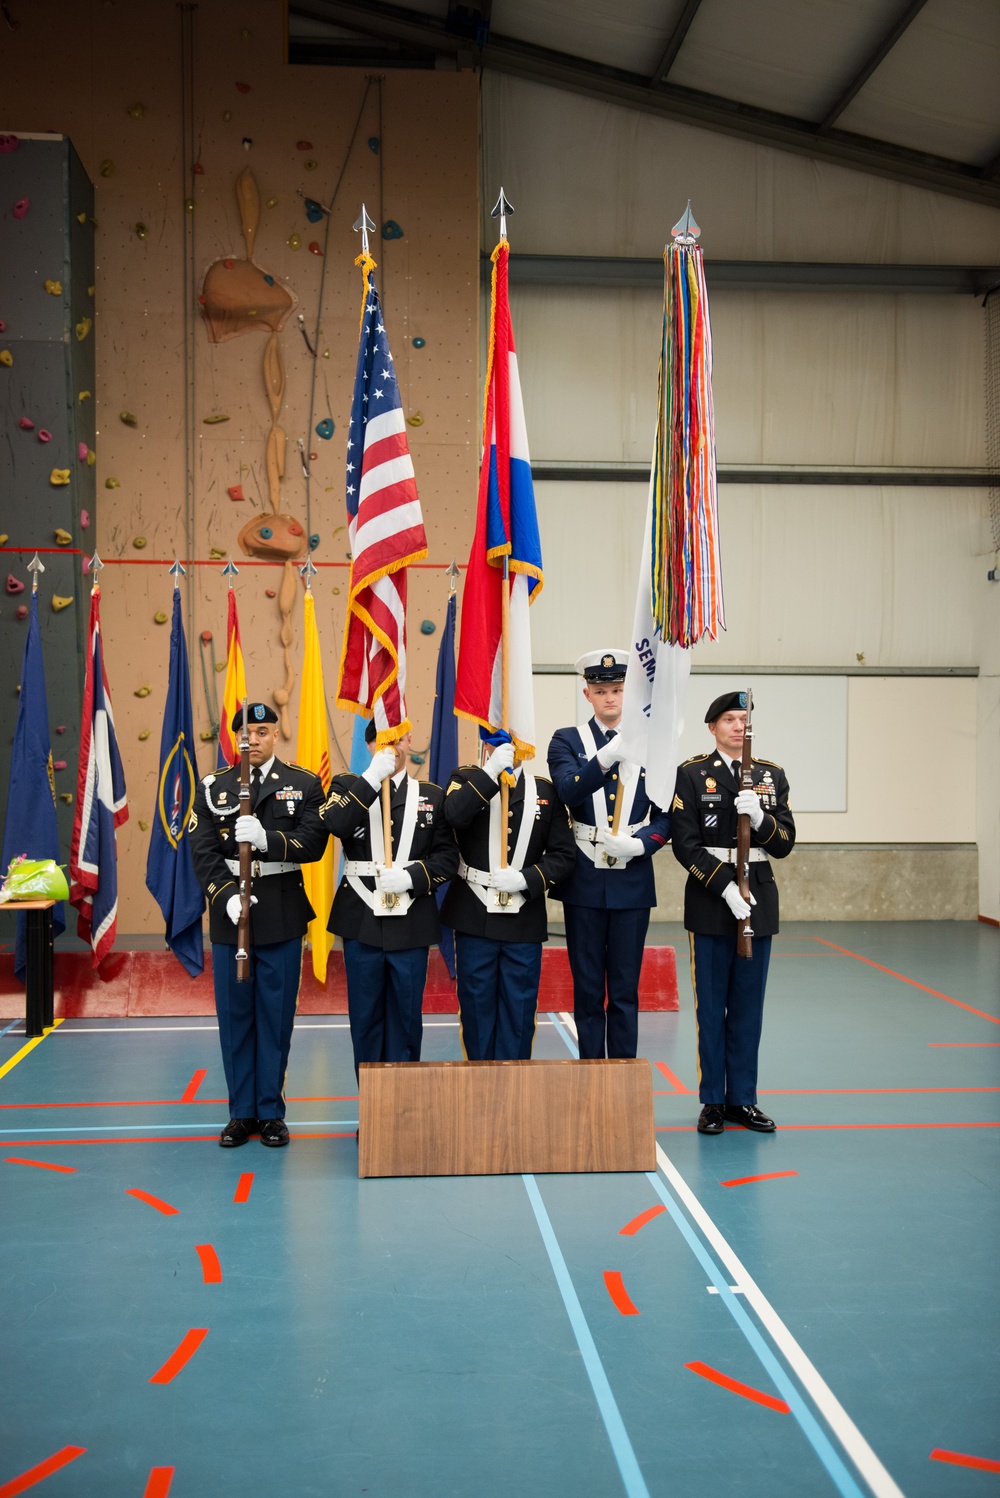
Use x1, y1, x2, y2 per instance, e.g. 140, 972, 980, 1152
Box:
296, 590, 335, 983
217, 587, 247, 768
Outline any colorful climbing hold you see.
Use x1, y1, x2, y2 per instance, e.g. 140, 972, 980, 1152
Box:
265, 196, 278, 208
203, 414, 230, 424
304, 160, 318, 171
50, 468, 70, 485
382, 220, 404, 240
304, 198, 323, 223
200, 631, 213, 645
309, 452, 318, 462
126, 103, 145, 119
287, 234, 301, 250
222, 110, 232, 121
6, 575, 24, 594
308, 534, 320, 551
38, 429, 52, 443
135, 223, 148, 240
412, 337, 426, 348
16, 604, 28, 620
77, 212, 86, 224
223, 258, 235, 270
0, 350, 13, 366
308, 241, 322, 256
60, 793, 73, 804
0, 135, 19, 153
133, 536, 147, 549
215, 661, 226, 673
52, 760, 67, 771
209, 547, 226, 559
75, 317, 92, 340
368, 137, 380, 154
43, 279, 62, 295
51, 595, 73, 612
242, 138, 253, 151
138, 730, 151, 740
80, 510, 90, 528
53, 529, 73, 546
78, 442, 88, 460
297, 140, 313, 151
316, 418, 334, 440
263, 273, 275, 285
18, 417, 34, 430
137, 819, 150, 830
184, 198, 196, 213
265, 588, 276, 598
406, 413, 424, 427
120, 410, 138, 426
100, 159, 115, 177
236, 81, 251, 92
12, 198, 29, 219
193, 162, 204, 175
420, 619, 436, 635
227, 485, 246, 501
55, 726, 65, 734
134, 685, 151, 697
105, 477, 121, 488
78, 390, 91, 401
86, 450, 96, 466
0, 534, 8, 545
154, 611, 168, 624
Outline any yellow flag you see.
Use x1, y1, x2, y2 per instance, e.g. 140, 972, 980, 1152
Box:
218, 588, 247, 767
296, 591, 335, 982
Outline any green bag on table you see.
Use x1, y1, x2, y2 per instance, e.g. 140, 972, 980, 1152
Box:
0, 854, 70, 903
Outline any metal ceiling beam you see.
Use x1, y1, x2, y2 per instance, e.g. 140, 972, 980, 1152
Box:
649, 0, 704, 85
816, 0, 929, 131
532, 461, 997, 486
289, 0, 1000, 207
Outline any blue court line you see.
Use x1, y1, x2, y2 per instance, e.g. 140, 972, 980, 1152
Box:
0, 1018, 23, 1039
0, 1120, 359, 1135
522, 1173, 650, 1498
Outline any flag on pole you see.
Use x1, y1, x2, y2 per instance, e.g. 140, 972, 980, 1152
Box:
145, 587, 205, 977
296, 589, 335, 983
337, 253, 427, 745
455, 239, 542, 759
69, 584, 128, 966
428, 591, 458, 977
217, 585, 247, 768
0, 590, 65, 981
618, 208, 724, 808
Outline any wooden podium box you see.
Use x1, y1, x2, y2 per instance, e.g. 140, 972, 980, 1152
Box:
358, 1059, 656, 1178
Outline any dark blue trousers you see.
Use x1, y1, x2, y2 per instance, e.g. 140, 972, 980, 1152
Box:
690, 932, 772, 1105
563, 904, 650, 1059
342, 939, 427, 1079
455, 932, 541, 1061
212, 937, 302, 1120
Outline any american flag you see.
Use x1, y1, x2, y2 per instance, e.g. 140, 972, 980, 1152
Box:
336, 257, 427, 744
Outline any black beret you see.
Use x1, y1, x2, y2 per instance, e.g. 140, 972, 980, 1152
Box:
364, 719, 378, 744
232, 702, 278, 730
705, 690, 749, 724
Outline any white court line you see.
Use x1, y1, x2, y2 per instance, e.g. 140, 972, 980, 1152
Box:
9, 1017, 545, 1035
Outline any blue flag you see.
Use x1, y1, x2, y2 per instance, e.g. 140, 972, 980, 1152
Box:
428, 593, 458, 978
1, 591, 65, 982
145, 589, 205, 976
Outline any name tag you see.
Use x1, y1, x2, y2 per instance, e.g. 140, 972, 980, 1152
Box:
700, 793, 722, 803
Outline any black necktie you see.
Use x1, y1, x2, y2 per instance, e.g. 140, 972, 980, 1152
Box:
250, 769, 260, 809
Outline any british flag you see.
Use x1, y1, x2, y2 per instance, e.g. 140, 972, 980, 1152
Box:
336, 258, 427, 744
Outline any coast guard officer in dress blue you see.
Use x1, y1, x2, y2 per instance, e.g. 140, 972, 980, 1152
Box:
547, 650, 670, 1059
671, 691, 795, 1135
189, 702, 328, 1148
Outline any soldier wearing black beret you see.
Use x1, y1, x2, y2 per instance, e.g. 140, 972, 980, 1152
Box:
188, 702, 328, 1148
670, 691, 795, 1135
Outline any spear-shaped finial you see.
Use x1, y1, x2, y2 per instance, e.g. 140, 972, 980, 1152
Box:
86, 551, 104, 590
447, 558, 459, 594
353, 204, 376, 259
169, 559, 186, 592
221, 558, 239, 588
491, 187, 513, 242
299, 556, 318, 590
27, 553, 45, 593
671, 201, 701, 244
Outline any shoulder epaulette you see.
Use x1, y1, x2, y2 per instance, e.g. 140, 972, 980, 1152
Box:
418, 779, 443, 792
284, 762, 320, 777
754, 757, 783, 770
533, 774, 555, 787
681, 752, 711, 767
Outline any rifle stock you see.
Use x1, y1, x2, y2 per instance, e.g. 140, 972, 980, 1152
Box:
235, 697, 252, 982
735, 688, 754, 961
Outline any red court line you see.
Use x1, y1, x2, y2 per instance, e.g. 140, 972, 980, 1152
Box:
179, 1069, 207, 1104
722, 1171, 799, 1188
0, 1093, 359, 1111
603, 1271, 640, 1315
812, 937, 1000, 1025
619, 1204, 667, 1236
760, 1086, 1000, 1095
233, 1172, 254, 1203
656, 1122, 1000, 1133
143, 1469, 175, 1498
195, 1244, 222, 1283
685, 1360, 790, 1413
4, 1157, 76, 1174
930, 1447, 1000, 1473
929, 1042, 1000, 1047
126, 1188, 179, 1215
654, 1061, 690, 1094
149, 1328, 208, 1384
0, 1133, 356, 1147
0, 1446, 87, 1497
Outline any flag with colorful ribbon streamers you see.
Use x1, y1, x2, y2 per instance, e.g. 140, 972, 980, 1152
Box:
455, 240, 543, 760
217, 588, 247, 768
337, 254, 427, 745
296, 589, 335, 983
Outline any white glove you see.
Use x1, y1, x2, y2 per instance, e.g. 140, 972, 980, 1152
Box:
595, 731, 621, 770
226, 893, 258, 924
485, 742, 516, 781
376, 865, 412, 895
362, 746, 397, 788
734, 789, 764, 830
722, 883, 756, 920
235, 814, 267, 851
492, 866, 527, 893
603, 832, 644, 861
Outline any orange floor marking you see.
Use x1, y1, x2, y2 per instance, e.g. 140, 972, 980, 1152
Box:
0, 1092, 359, 1111
179, 1069, 207, 1103
812, 937, 1000, 1025
149, 1328, 208, 1384
722, 1170, 798, 1188
761, 1086, 1000, 1095
619, 1204, 667, 1236
195, 1244, 222, 1284
0, 1132, 358, 1148
930, 1447, 1000, 1473
656, 1121, 1000, 1133
0, 1445, 87, 1497
929, 1042, 1000, 1047
685, 1360, 790, 1413
603, 1270, 640, 1315
4, 1157, 76, 1174
143, 1468, 175, 1498
654, 1061, 690, 1093
126, 1188, 179, 1215
233, 1172, 254, 1203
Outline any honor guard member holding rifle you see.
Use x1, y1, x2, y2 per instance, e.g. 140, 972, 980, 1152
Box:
547, 650, 670, 1059
670, 691, 795, 1135
321, 720, 458, 1078
189, 702, 328, 1147
440, 735, 576, 1061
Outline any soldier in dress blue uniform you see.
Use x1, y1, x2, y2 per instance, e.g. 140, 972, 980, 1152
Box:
440, 735, 576, 1061
320, 720, 458, 1078
547, 650, 671, 1059
670, 691, 796, 1135
188, 702, 328, 1148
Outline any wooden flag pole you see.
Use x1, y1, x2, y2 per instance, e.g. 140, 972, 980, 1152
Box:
499, 556, 511, 868
381, 775, 393, 868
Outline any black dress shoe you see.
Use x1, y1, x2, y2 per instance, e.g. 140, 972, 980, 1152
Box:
259, 1119, 290, 1147
697, 1104, 725, 1135
219, 1118, 257, 1148
724, 1104, 776, 1133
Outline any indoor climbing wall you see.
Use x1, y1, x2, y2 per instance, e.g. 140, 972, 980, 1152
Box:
0, 0, 479, 938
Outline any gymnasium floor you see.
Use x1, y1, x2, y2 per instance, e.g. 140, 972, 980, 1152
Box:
1, 921, 997, 1498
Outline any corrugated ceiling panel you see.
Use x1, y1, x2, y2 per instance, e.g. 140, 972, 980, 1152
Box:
491, 0, 687, 76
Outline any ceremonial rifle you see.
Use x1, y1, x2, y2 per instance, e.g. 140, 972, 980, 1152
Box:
235, 696, 253, 982
735, 688, 754, 961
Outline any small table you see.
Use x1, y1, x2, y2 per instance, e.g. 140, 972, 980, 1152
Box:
0, 899, 56, 1037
